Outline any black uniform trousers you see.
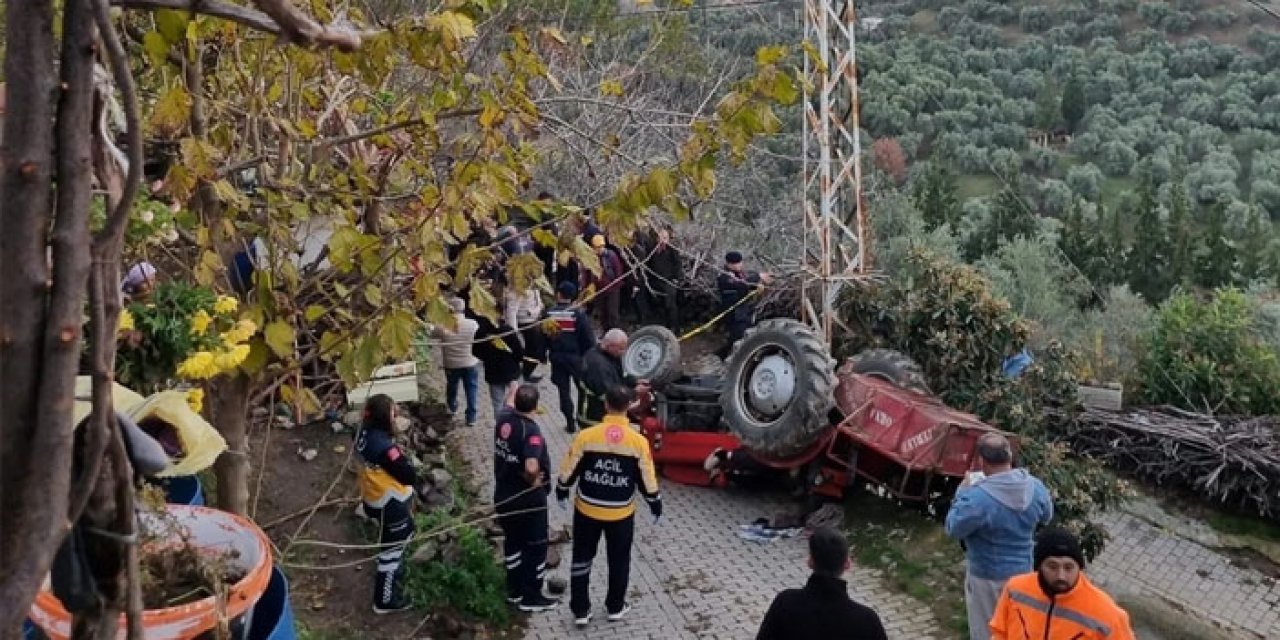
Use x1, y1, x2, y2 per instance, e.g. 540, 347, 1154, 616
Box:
569, 509, 635, 617
550, 357, 582, 432
497, 492, 550, 601
365, 498, 415, 606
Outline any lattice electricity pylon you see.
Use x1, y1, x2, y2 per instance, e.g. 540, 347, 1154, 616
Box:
801, 0, 868, 345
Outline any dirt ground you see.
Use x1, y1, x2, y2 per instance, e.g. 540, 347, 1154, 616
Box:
247, 408, 433, 639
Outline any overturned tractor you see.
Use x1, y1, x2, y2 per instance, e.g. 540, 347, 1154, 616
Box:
623, 319, 1006, 510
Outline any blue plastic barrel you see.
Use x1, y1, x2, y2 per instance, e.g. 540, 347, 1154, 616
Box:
246, 567, 296, 640
157, 475, 205, 506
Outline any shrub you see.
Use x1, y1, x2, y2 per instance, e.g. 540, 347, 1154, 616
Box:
405, 508, 509, 624
1136, 288, 1280, 414
838, 250, 1127, 558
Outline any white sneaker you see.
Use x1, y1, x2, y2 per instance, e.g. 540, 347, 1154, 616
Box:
574, 612, 593, 627
607, 603, 632, 621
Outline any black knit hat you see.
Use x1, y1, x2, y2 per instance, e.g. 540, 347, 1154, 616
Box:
725, 251, 743, 264
557, 281, 578, 299
1034, 527, 1085, 569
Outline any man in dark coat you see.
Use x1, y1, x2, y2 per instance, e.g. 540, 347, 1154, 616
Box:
545, 281, 596, 433
633, 226, 683, 330
716, 251, 772, 358
756, 527, 888, 640
576, 329, 640, 428
473, 311, 525, 420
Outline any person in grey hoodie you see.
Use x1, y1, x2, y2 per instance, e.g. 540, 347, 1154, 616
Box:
945, 433, 1053, 640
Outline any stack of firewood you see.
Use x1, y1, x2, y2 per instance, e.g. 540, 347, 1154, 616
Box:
1062, 406, 1280, 519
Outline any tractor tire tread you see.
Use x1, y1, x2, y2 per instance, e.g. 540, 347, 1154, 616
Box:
848, 348, 931, 395
720, 319, 836, 459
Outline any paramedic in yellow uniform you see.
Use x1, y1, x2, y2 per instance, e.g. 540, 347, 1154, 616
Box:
355, 394, 418, 613
556, 385, 662, 628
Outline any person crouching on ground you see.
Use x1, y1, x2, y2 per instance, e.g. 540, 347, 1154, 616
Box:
756, 526, 888, 640
355, 394, 417, 613
556, 385, 662, 628
990, 527, 1135, 640
492, 384, 559, 612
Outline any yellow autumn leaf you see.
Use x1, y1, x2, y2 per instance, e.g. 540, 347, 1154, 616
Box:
264, 320, 295, 359
600, 79, 625, 97
150, 85, 191, 136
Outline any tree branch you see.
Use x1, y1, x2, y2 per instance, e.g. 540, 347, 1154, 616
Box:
111, 0, 372, 50
92, 0, 143, 249
312, 108, 483, 149
111, 0, 279, 34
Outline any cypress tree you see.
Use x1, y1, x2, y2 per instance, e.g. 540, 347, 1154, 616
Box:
1125, 173, 1174, 302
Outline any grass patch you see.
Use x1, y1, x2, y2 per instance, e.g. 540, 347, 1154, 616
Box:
845, 492, 968, 639
1205, 512, 1280, 543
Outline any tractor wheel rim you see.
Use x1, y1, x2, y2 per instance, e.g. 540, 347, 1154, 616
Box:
625, 337, 662, 377
744, 353, 796, 420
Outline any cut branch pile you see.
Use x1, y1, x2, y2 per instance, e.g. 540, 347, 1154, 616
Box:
1063, 406, 1280, 519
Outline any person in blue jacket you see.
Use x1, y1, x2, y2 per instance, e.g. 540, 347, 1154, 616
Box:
945, 433, 1054, 640
355, 395, 419, 614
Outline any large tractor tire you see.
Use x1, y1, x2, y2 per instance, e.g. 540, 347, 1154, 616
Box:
720, 319, 837, 459
848, 348, 931, 395
623, 325, 683, 386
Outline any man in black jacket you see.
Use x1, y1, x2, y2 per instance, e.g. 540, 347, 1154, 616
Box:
633, 226, 683, 330
576, 329, 641, 428
493, 385, 559, 612
716, 251, 772, 358
545, 281, 595, 433
756, 526, 888, 640
473, 311, 525, 420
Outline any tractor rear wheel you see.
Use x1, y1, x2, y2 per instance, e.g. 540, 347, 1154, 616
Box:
720, 319, 836, 459
624, 325, 683, 386
848, 348, 931, 394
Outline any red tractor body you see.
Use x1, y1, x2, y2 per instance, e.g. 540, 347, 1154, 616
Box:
626, 323, 1006, 504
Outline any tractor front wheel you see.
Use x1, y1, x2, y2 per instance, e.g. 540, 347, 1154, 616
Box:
720, 319, 836, 459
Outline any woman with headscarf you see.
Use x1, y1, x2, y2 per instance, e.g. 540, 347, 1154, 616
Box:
121, 261, 158, 303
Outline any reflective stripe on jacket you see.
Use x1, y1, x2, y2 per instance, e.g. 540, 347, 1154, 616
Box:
557, 414, 660, 521
355, 428, 414, 508
990, 572, 1135, 640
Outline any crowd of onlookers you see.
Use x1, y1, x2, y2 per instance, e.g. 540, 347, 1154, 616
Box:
414, 213, 1140, 637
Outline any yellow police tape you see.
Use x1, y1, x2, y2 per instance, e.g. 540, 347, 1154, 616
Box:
677, 287, 762, 343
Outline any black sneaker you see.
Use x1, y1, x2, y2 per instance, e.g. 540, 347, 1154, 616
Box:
517, 594, 560, 612
372, 595, 412, 614
506, 594, 522, 605
607, 602, 632, 621
574, 611, 593, 627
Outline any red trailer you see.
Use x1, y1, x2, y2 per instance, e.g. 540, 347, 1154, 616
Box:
624, 320, 1008, 508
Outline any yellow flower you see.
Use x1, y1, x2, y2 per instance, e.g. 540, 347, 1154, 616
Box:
222, 319, 258, 344
186, 388, 204, 413
190, 309, 213, 336
118, 309, 135, 333
213, 296, 239, 315
214, 344, 251, 370
176, 351, 219, 380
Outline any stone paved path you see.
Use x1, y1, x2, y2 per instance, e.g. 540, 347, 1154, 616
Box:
1090, 511, 1280, 639
441, 374, 943, 640
432, 359, 1280, 639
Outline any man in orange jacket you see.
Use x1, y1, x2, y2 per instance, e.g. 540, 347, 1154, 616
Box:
990, 528, 1135, 640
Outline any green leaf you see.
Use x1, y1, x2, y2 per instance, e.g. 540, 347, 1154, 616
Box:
143, 32, 170, 67
264, 320, 295, 359
155, 9, 189, 45
304, 305, 328, 323
239, 338, 271, 375
380, 309, 418, 358
468, 281, 499, 323
364, 284, 384, 307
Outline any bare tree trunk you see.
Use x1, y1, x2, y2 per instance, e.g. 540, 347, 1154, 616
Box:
0, 0, 87, 634
210, 374, 253, 515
